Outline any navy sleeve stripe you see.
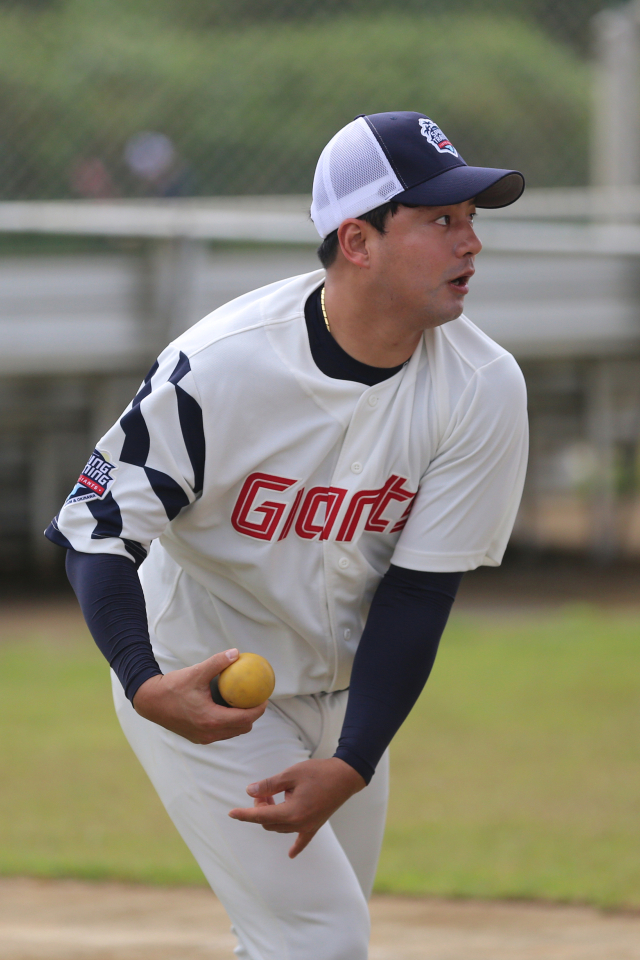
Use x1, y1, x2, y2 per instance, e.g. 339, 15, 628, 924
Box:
175, 385, 205, 494
132, 359, 159, 407
169, 351, 191, 386
120, 404, 151, 466
132, 380, 152, 408
144, 465, 190, 520
89, 492, 124, 539
123, 538, 148, 567
44, 516, 73, 549
144, 359, 159, 382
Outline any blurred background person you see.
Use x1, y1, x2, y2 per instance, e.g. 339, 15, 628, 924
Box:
69, 157, 118, 198
123, 131, 194, 197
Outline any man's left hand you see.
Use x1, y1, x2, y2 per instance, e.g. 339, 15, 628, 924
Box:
228, 757, 366, 858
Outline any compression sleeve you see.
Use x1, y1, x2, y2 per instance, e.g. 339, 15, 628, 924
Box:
334, 565, 463, 784
65, 549, 161, 702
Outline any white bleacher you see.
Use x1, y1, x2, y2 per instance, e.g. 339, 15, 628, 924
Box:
1, 193, 640, 377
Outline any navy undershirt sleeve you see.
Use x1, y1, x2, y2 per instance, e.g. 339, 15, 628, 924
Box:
65, 550, 162, 702
334, 565, 464, 784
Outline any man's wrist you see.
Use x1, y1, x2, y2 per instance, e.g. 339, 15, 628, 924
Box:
131, 672, 164, 714
329, 755, 367, 791
332, 747, 374, 786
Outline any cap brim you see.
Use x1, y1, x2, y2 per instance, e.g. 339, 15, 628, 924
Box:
395, 166, 524, 209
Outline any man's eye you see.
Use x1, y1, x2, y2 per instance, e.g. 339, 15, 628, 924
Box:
435, 215, 450, 226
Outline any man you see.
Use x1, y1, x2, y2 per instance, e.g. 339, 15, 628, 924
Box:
46, 111, 528, 960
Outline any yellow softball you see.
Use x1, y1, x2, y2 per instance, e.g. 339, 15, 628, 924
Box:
218, 652, 276, 708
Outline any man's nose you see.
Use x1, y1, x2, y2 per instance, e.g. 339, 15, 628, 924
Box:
456, 224, 482, 257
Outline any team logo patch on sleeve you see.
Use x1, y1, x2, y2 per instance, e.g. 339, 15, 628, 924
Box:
66, 450, 117, 505
418, 118, 458, 157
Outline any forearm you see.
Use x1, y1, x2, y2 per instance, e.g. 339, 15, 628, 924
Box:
65, 549, 162, 701
334, 565, 464, 783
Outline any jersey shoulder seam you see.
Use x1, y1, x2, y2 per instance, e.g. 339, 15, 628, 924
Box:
180, 310, 303, 364
180, 270, 323, 363
438, 315, 514, 375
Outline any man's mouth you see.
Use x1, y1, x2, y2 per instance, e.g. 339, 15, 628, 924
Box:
448, 269, 474, 293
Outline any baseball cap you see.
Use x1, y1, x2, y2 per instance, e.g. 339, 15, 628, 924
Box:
310, 111, 525, 239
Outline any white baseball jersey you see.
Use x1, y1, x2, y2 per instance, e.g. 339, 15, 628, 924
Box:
53, 268, 528, 697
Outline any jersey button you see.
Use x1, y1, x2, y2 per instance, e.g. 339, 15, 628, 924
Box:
367, 395, 378, 407
344, 628, 352, 640
351, 462, 362, 474
338, 557, 350, 569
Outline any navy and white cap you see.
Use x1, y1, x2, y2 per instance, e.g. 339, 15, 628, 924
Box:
310, 111, 525, 239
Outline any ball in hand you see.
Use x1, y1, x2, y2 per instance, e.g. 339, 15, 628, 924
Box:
217, 652, 275, 708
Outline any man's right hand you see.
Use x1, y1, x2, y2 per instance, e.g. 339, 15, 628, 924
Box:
132, 649, 267, 744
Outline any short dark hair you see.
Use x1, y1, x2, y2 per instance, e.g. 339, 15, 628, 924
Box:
316, 200, 401, 269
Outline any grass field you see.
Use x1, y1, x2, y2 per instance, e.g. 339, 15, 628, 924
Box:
1, 602, 639, 907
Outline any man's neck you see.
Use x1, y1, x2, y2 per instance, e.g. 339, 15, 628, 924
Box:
322, 274, 423, 368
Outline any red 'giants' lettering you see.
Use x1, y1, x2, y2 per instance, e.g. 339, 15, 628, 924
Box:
278, 487, 305, 541
337, 475, 415, 540
365, 475, 415, 532
294, 487, 347, 540
232, 472, 416, 542
231, 472, 297, 540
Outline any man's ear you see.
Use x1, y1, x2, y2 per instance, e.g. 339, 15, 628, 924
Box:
337, 219, 372, 269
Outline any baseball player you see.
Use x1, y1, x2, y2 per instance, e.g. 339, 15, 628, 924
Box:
46, 111, 527, 959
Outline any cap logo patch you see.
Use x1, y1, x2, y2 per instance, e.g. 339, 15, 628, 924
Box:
418, 118, 458, 157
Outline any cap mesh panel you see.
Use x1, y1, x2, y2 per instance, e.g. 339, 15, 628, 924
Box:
310, 117, 402, 238
313, 174, 330, 211
329, 122, 389, 199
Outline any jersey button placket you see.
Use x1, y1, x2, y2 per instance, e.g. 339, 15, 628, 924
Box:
326, 386, 387, 687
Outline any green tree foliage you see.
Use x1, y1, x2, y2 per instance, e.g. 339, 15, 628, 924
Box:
0, 0, 590, 198
137, 0, 621, 51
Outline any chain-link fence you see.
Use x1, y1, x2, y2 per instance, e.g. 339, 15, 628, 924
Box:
0, 0, 622, 200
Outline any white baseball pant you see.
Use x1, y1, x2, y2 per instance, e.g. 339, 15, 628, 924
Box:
113, 676, 389, 960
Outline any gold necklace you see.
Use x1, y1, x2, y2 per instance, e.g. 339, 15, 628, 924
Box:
320, 284, 331, 334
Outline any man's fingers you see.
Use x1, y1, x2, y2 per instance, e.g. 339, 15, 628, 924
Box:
229, 758, 363, 856
246, 773, 294, 799
195, 648, 239, 683
253, 796, 276, 807
216, 701, 267, 724
228, 803, 295, 826
193, 700, 267, 743
289, 830, 317, 859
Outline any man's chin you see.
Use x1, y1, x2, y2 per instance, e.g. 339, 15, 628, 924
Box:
427, 302, 465, 329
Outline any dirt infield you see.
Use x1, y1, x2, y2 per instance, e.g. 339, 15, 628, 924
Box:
1, 878, 640, 960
